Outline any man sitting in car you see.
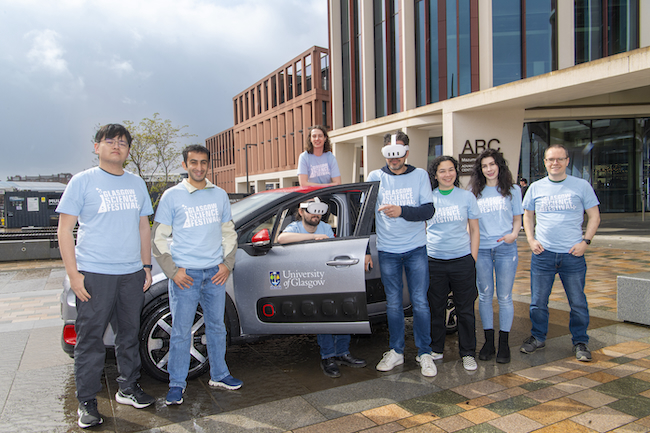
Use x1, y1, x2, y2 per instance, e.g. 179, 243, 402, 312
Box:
278, 197, 367, 378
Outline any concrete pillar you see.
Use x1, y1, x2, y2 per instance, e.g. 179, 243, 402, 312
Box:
402, 127, 429, 171
557, 1, 575, 70
402, 0, 417, 111
443, 108, 525, 179
353, 145, 363, 183
280, 177, 295, 188
478, 0, 493, 90
363, 135, 386, 177
332, 141, 356, 184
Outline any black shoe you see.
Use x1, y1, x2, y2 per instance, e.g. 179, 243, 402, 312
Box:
479, 329, 495, 361
320, 357, 341, 378
115, 383, 155, 409
78, 399, 103, 429
334, 353, 367, 368
496, 330, 511, 364
574, 343, 592, 362
520, 335, 545, 354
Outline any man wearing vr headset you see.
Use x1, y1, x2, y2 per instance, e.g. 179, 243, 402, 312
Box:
278, 198, 367, 378
366, 131, 437, 377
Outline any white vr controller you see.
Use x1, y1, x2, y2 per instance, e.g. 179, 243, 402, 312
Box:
300, 197, 328, 215
381, 134, 409, 158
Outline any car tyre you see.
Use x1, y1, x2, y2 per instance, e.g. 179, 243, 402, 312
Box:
445, 293, 458, 334
139, 299, 210, 382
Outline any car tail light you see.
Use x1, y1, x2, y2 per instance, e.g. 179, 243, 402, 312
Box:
63, 324, 77, 345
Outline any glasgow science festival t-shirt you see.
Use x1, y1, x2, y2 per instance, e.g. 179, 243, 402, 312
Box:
154, 181, 232, 270
476, 185, 523, 250
522, 175, 599, 253
426, 187, 480, 260
367, 167, 433, 254
56, 167, 153, 275
297, 151, 341, 184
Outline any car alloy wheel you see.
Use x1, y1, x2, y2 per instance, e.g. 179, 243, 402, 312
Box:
139, 300, 210, 382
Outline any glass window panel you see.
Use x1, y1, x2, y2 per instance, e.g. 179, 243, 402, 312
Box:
391, 0, 400, 113
306, 54, 313, 91
493, 0, 521, 86
415, 0, 426, 107
446, 0, 458, 97
429, 0, 439, 102
296, 61, 302, 96
287, 66, 293, 100
608, 0, 639, 56
575, 0, 602, 64
458, 0, 471, 96
374, 0, 387, 117
526, 0, 556, 77
279, 71, 285, 104
320, 53, 328, 91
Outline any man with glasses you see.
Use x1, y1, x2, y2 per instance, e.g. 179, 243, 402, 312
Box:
278, 197, 367, 378
520, 144, 600, 362
57, 124, 155, 429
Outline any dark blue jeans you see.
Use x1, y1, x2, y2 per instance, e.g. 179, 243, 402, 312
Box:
529, 250, 589, 345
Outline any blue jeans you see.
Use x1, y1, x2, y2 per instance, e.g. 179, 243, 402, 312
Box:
529, 250, 589, 345
476, 242, 518, 332
378, 246, 432, 356
317, 334, 351, 359
168, 266, 230, 389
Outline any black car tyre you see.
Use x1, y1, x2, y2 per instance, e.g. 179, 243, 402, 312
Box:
445, 294, 458, 334
139, 300, 210, 382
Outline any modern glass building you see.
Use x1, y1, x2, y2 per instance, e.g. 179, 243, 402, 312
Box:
327, 0, 650, 213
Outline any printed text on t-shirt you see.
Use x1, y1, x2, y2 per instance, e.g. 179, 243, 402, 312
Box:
478, 196, 507, 214
182, 203, 221, 228
97, 188, 139, 213
429, 205, 462, 224
309, 163, 331, 179
381, 188, 415, 206
537, 194, 576, 212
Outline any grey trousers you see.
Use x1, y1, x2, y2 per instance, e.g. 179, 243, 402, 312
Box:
75, 270, 145, 402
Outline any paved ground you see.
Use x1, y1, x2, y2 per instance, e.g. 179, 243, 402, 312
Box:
0, 213, 649, 432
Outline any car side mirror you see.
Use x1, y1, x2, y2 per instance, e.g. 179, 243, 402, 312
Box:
252, 228, 271, 247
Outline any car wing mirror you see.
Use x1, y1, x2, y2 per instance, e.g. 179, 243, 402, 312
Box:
251, 228, 271, 248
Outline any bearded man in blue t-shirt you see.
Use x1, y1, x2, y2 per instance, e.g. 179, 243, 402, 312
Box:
152, 145, 241, 406
521, 144, 601, 362
57, 124, 155, 429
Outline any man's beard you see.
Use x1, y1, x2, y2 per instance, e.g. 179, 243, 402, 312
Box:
304, 216, 320, 227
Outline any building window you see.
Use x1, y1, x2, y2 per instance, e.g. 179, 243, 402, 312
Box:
575, 0, 639, 65
306, 54, 313, 91
296, 60, 302, 96
374, 0, 400, 118
415, 0, 440, 107
287, 66, 293, 101
257, 85, 262, 114
322, 101, 328, 127
320, 52, 328, 91
271, 76, 277, 108
233, 99, 238, 125
493, 0, 557, 86
279, 71, 285, 104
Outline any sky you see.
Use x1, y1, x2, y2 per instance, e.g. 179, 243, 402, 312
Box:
0, 0, 329, 180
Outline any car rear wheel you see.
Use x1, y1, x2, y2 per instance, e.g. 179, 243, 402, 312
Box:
445, 293, 458, 334
139, 300, 210, 382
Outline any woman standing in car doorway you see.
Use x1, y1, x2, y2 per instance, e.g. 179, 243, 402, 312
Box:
295, 125, 365, 378
468, 149, 522, 364
297, 125, 342, 186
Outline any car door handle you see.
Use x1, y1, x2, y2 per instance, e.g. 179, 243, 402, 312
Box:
326, 256, 360, 267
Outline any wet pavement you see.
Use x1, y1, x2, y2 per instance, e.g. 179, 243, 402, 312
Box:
0, 215, 649, 432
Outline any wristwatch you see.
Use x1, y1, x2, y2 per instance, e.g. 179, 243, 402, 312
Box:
143, 264, 153, 269
583, 238, 591, 245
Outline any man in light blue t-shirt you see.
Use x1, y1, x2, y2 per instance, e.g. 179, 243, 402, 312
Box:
152, 145, 241, 406
57, 124, 155, 429
365, 131, 437, 378
278, 197, 367, 378
521, 144, 600, 362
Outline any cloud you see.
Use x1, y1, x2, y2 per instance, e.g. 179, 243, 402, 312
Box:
25, 29, 69, 74
109, 56, 134, 76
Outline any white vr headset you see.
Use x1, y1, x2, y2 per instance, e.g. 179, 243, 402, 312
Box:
300, 197, 328, 215
381, 134, 409, 158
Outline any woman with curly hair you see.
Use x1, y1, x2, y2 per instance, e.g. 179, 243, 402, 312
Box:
468, 149, 523, 364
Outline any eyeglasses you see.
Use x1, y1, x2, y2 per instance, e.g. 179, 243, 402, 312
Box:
544, 157, 567, 163
102, 139, 129, 148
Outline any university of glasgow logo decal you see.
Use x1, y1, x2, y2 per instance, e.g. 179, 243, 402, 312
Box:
270, 271, 280, 287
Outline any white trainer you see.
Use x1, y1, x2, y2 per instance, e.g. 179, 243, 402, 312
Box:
415, 353, 437, 377
376, 349, 404, 371
431, 352, 443, 360
462, 355, 478, 371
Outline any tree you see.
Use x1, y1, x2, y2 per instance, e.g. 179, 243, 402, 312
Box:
123, 114, 196, 209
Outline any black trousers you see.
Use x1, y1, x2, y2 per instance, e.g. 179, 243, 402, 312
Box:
75, 270, 145, 402
427, 254, 477, 357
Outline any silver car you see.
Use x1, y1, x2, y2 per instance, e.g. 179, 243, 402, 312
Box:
61, 182, 457, 381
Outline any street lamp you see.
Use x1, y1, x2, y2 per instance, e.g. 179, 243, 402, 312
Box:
244, 143, 257, 193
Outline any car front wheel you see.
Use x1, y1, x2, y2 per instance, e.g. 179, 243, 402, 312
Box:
139, 300, 210, 382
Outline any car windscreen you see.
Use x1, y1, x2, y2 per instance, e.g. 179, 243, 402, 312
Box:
231, 191, 291, 226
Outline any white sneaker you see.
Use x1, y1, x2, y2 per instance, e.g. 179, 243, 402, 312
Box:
462, 355, 478, 371
416, 353, 437, 377
431, 352, 443, 360
376, 349, 404, 371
